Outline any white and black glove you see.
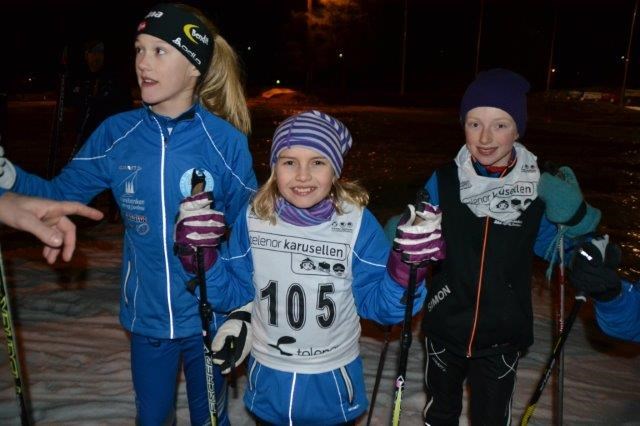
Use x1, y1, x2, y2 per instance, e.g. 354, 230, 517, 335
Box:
211, 302, 252, 374
0, 146, 17, 189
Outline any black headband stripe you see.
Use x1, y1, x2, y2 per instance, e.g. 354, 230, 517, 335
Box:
137, 3, 214, 73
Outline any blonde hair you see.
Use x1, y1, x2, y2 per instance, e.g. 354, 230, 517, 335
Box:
252, 169, 370, 224
179, 5, 251, 135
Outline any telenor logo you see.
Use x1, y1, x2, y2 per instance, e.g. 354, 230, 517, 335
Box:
183, 24, 210, 45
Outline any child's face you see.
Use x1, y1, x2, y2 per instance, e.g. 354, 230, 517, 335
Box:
464, 106, 519, 168
134, 34, 201, 118
275, 146, 335, 209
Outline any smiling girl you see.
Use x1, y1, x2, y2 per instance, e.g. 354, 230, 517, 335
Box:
198, 110, 444, 425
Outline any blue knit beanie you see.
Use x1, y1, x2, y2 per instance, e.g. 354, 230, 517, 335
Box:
270, 110, 353, 176
460, 68, 530, 136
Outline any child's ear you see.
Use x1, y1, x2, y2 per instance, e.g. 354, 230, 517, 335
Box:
189, 64, 201, 78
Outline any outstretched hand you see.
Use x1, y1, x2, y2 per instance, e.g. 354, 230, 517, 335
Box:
0, 192, 104, 263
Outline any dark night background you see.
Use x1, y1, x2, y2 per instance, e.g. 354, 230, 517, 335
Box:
1, 0, 640, 102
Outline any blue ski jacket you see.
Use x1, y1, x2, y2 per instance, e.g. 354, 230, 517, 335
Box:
10, 103, 257, 339
595, 281, 640, 342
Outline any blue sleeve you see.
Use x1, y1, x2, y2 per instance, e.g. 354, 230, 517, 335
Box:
424, 172, 440, 206
351, 209, 426, 325
533, 214, 579, 264
594, 281, 640, 343
534, 215, 558, 260
206, 206, 255, 312
221, 134, 257, 227
11, 122, 112, 202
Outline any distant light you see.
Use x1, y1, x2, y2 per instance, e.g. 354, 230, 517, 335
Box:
551, 68, 556, 73
621, 55, 626, 60
28, 77, 32, 82
247, 46, 252, 51
276, 79, 281, 85
338, 52, 343, 59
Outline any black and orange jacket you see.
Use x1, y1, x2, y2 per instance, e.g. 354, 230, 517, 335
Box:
421, 161, 545, 358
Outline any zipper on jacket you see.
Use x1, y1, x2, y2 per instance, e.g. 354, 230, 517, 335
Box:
465, 164, 512, 357
151, 115, 175, 338
466, 216, 491, 357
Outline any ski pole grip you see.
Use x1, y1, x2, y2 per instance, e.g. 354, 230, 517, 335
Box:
191, 169, 207, 196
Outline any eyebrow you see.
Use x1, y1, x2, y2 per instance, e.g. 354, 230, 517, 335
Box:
278, 155, 327, 161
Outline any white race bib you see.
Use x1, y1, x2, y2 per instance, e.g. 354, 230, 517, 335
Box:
248, 205, 363, 373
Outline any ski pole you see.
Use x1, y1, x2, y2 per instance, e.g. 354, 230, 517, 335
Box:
391, 260, 424, 426
556, 233, 566, 425
189, 169, 218, 426
366, 324, 391, 426
0, 243, 31, 426
520, 292, 586, 426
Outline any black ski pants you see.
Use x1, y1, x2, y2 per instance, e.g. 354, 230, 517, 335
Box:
423, 338, 520, 426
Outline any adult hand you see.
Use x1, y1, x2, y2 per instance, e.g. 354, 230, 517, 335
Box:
0, 192, 104, 263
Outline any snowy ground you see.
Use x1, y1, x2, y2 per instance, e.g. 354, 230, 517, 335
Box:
1, 98, 639, 424
0, 222, 638, 425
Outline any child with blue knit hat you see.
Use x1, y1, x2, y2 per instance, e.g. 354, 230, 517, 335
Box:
198, 110, 445, 424
409, 68, 602, 424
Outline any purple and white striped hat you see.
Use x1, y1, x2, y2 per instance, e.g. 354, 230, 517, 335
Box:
270, 110, 353, 176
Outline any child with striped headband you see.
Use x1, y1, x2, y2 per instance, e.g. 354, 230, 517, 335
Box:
198, 110, 445, 424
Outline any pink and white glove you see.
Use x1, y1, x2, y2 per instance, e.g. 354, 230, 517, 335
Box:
388, 202, 445, 287
174, 192, 225, 274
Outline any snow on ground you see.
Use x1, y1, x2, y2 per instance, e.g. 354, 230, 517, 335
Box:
0, 221, 638, 425
1, 99, 639, 424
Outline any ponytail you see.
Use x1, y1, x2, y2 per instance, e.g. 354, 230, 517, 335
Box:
199, 35, 251, 134
177, 4, 251, 134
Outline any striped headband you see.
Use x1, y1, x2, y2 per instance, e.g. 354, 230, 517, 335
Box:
270, 110, 353, 176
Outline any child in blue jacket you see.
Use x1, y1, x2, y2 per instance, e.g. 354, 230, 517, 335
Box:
194, 110, 445, 425
0, 3, 256, 424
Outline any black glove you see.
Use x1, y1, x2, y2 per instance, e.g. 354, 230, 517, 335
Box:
569, 235, 622, 302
